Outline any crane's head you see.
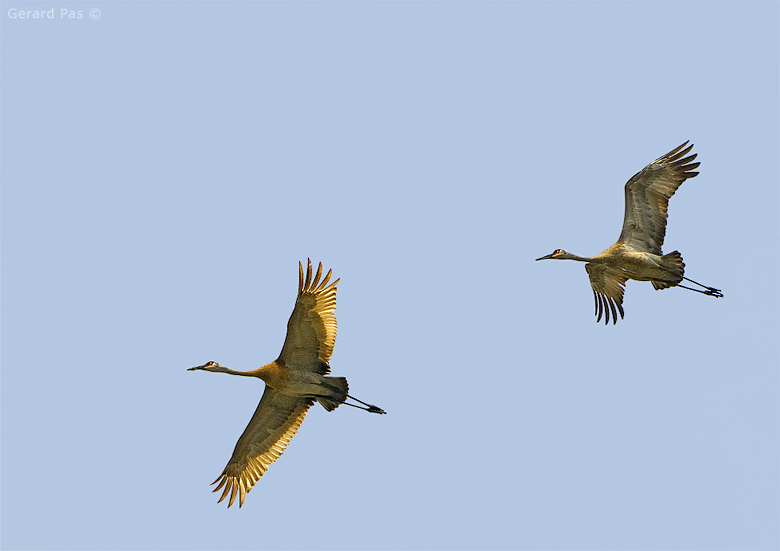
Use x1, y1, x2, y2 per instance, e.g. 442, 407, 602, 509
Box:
188, 360, 228, 373
535, 249, 568, 261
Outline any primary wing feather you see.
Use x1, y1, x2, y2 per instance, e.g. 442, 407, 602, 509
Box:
585, 263, 627, 325
618, 142, 700, 255
277, 259, 339, 372
211, 388, 314, 508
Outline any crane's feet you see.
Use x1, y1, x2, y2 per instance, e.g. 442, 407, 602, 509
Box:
345, 394, 386, 414
366, 404, 386, 415
680, 277, 724, 298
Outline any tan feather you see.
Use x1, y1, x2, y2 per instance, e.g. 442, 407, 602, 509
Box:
211, 390, 313, 507
278, 259, 340, 371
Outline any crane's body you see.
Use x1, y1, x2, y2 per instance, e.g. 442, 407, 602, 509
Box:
564, 242, 685, 285
536, 142, 722, 324
189, 260, 384, 508
193, 360, 355, 410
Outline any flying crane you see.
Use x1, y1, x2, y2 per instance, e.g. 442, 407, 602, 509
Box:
189, 259, 385, 507
536, 142, 722, 324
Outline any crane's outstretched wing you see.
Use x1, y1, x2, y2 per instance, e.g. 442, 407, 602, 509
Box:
585, 263, 627, 325
211, 388, 314, 508
618, 142, 700, 255
277, 259, 339, 373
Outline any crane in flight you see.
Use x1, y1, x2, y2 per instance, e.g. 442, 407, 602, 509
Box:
536, 141, 723, 324
189, 259, 385, 508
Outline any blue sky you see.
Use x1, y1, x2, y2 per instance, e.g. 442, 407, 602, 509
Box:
2, 2, 778, 550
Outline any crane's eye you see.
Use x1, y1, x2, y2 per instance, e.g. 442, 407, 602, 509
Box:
554, 249, 563, 254
206, 361, 216, 367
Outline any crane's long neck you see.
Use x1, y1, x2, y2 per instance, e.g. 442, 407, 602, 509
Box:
204, 362, 277, 385
561, 252, 594, 263
214, 366, 258, 377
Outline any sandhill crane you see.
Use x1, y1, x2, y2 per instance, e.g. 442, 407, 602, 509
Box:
189, 259, 385, 508
536, 141, 723, 324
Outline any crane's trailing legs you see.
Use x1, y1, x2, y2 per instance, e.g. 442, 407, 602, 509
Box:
654, 263, 723, 297
344, 395, 386, 414
677, 277, 723, 297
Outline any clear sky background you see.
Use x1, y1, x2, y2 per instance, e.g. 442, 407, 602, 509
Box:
2, 2, 778, 550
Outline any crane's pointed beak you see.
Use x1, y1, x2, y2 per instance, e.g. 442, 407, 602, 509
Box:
189, 361, 223, 372
535, 254, 554, 261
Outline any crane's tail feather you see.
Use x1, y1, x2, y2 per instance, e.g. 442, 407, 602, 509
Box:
653, 251, 685, 290
317, 376, 348, 411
